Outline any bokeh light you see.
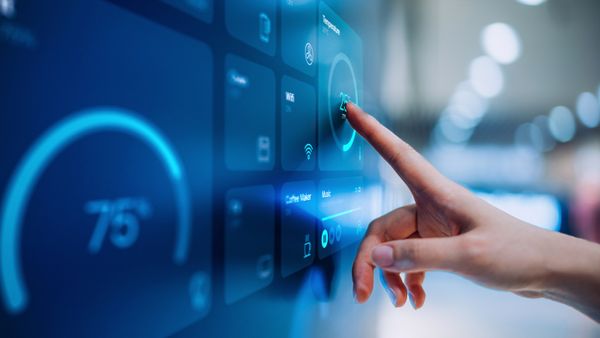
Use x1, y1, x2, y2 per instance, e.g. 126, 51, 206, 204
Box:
437, 115, 474, 144
445, 83, 489, 129
575, 92, 600, 128
468, 56, 504, 98
481, 23, 521, 65
515, 122, 545, 152
516, 0, 547, 5
548, 106, 577, 143
532, 115, 556, 152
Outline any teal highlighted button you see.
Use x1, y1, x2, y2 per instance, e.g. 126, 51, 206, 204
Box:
321, 229, 329, 249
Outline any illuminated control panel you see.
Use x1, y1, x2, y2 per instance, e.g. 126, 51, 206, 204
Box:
225, 54, 276, 171
225, 0, 277, 55
281, 76, 317, 171
318, 177, 367, 258
282, 0, 317, 76
318, 2, 364, 171
0, 1, 213, 336
0, 0, 374, 336
225, 186, 275, 304
281, 181, 316, 277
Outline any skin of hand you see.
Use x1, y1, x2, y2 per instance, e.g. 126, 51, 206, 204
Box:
347, 102, 600, 322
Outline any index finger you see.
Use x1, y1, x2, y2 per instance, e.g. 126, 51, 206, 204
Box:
346, 103, 444, 192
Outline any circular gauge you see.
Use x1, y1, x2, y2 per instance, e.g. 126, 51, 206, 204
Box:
0, 108, 194, 314
327, 52, 359, 152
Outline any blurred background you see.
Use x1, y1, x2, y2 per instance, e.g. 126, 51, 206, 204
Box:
350, 0, 600, 336
1, 0, 599, 337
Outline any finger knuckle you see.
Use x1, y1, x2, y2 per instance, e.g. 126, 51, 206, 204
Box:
407, 242, 421, 262
367, 217, 383, 232
397, 242, 420, 266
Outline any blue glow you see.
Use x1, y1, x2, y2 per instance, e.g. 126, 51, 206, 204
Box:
0, 108, 191, 313
85, 198, 151, 253
321, 229, 328, 249
342, 131, 357, 152
339, 92, 350, 112
304, 143, 314, 160
320, 207, 362, 222
327, 52, 358, 153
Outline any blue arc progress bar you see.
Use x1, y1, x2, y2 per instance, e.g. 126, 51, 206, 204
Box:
1, 108, 191, 314
320, 207, 362, 222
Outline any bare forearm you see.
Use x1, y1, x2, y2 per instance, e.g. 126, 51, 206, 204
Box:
542, 231, 600, 322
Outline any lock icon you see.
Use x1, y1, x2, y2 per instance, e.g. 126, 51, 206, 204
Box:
303, 234, 312, 259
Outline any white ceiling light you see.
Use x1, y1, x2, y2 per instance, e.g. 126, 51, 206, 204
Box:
481, 23, 522, 65
548, 106, 576, 143
469, 56, 504, 98
576, 92, 600, 128
516, 0, 547, 6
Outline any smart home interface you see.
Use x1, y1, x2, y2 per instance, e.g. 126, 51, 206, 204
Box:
0, 1, 374, 337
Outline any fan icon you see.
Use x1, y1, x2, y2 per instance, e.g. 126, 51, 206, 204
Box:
304, 143, 314, 160
304, 42, 314, 66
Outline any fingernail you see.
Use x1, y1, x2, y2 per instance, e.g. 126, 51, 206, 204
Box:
353, 289, 359, 304
349, 102, 363, 114
379, 269, 396, 306
408, 292, 416, 310
372, 246, 394, 267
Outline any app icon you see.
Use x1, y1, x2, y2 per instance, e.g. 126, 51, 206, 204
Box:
305, 42, 314, 66
257, 136, 271, 163
281, 181, 316, 277
321, 229, 328, 248
281, 76, 316, 171
303, 234, 312, 259
225, 185, 275, 303
304, 143, 314, 160
256, 254, 274, 280
339, 92, 351, 120
259, 12, 271, 43
281, 0, 316, 76
318, 177, 365, 258
225, 0, 276, 55
225, 54, 275, 171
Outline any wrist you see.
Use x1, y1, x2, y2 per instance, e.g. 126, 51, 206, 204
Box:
539, 231, 600, 320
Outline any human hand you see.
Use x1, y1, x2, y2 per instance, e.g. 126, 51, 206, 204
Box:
348, 103, 600, 320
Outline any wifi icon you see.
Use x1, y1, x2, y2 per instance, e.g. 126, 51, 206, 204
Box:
304, 143, 314, 160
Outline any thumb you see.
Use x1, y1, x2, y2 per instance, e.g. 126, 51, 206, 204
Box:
371, 237, 465, 273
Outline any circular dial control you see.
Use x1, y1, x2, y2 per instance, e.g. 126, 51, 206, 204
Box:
327, 53, 358, 152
